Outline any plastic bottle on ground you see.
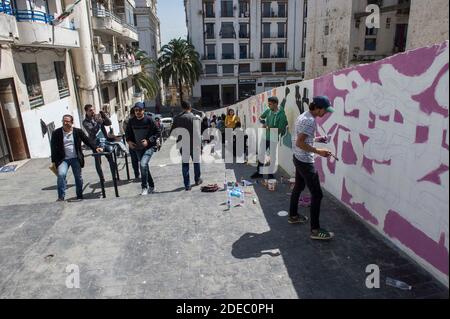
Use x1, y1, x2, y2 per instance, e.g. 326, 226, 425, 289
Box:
386, 277, 412, 290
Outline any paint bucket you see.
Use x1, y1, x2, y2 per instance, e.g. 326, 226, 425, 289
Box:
267, 179, 277, 191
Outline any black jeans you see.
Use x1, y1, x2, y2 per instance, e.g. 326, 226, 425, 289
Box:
289, 156, 323, 230
129, 149, 140, 178
256, 140, 273, 174
94, 155, 116, 181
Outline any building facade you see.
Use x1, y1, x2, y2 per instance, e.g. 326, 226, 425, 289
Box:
135, 0, 164, 109
406, 0, 449, 50
305, 0, 412, 80
184, 0, 306, 109
0, 0, 80, 162
71, 0, 142, 135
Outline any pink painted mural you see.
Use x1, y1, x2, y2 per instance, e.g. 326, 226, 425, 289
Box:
313, 41, 449, 284
208, 41, 449, 285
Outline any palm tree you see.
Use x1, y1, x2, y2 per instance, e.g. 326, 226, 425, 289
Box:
157, 38, 202, 103
134, 49, 160, 100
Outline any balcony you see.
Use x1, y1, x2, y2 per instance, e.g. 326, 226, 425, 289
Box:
127, 61, 142, 76
99, 63, 127, 83
239, 32, 250, 39
0, 6, 18, 42
202, 54, 216, 60
122, 23, 138, 41
239, 53, 254, 60
262, 33, 287, 40
260, 53, 288, 61
222, 53, 235, 60
220, 31, 236, 39
262, 11, 287, 19
0, 3, 78, 47
204, 32, 215, 40
15, 17, 79, 48
92, 8, 123, 36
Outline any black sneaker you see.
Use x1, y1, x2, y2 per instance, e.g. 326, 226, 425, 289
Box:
288, 215, 309, 224
310, 229, 335, 241
185, 186, 192, 191
251, 172, 263, 179
195, 178, 203, 186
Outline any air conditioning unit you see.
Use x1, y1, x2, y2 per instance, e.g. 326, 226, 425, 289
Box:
93, 36, 106, 54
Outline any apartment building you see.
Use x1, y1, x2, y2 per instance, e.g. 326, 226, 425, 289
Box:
406, 0, 449, 50
135, 0, 164, 109
0, 0, 80, 162
71, 0, 142, 134
303, 0, 450, 80
305, 0, 413, 79
185, 0, 306, 109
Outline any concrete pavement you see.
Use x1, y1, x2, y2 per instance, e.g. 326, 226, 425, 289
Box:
0, 138, 448, 298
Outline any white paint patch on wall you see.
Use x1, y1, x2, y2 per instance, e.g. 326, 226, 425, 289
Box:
21, 98, 80, 158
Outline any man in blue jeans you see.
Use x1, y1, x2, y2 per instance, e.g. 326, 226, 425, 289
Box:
51, 115, 103, 201
125, 102, 160, 195
289, 96, 335, 241
170, 101, 203, 191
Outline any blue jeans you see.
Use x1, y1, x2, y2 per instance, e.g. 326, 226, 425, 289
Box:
57, 158, 83, 199
182, 154, 201, 188
136, 148, 155, 189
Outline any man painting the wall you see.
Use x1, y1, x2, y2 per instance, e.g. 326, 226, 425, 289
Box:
251, 88, 290, 179
289, 96, 335, 241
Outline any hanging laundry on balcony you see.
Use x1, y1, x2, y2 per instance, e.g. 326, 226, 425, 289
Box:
52, 0, 82, 26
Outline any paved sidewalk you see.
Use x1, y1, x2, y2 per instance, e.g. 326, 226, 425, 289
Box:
0, 138, 448, 298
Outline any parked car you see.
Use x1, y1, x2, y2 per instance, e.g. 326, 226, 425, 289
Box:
160, 117, 173, 130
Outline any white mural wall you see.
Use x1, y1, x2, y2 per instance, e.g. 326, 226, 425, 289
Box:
208, 41, 449, 286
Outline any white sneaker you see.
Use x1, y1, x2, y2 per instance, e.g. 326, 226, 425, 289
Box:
141, 188, 148, 195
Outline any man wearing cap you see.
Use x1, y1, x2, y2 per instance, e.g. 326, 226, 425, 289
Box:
251, 88, 290, 179
289, 96, 335, 241
125, 102, 161, 195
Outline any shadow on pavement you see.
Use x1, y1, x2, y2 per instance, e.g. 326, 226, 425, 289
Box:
227, 162, 449, 299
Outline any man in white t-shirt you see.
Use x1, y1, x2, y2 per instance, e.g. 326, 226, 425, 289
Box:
289, 96, 336, 241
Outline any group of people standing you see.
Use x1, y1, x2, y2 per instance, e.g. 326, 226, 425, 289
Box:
197, 89, 336, 241
50, 91, 336, 241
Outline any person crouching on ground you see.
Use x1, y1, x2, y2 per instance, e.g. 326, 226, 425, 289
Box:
51, 114, 103, 201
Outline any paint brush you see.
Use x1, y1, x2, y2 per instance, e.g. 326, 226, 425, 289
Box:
330, 153, 340, 161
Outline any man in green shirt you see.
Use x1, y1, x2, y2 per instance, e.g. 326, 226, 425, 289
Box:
251, 88, 290, 179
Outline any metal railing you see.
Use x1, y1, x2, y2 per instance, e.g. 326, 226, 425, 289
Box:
222, 53, 235, 59
122, 22, 137, 34
261, 54, 288, 59
0, 1, 55, 24
202, 54, 216, 60
93, 8, 122, 25
262, 33, 287, 39
59, 88, 70, 99
0, 0, 12, 15
99, 63, 126, 72
29, 95, 44, 108
14, 10, 54, 23
220, 31, 236, 39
